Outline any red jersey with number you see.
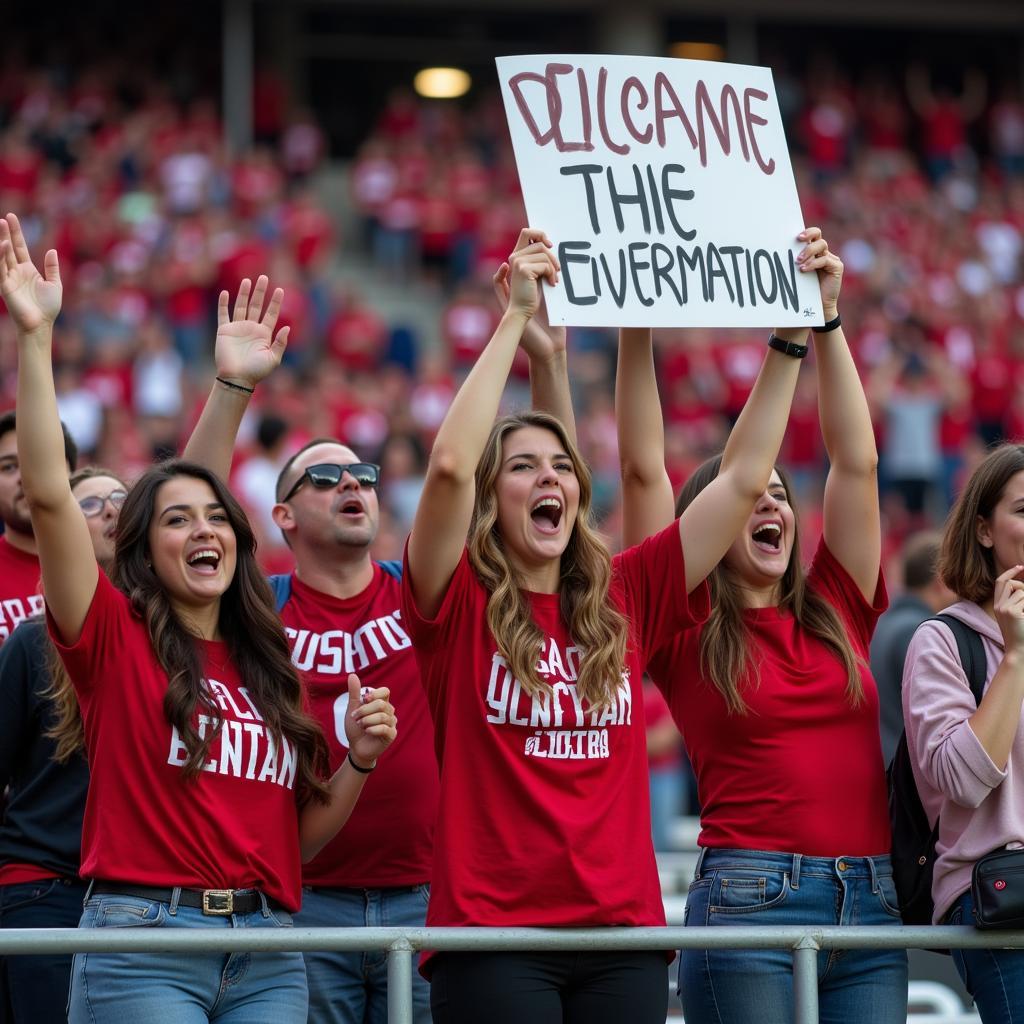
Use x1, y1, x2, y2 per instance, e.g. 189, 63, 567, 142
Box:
48, 574, 303, 910
280, 566, 438, 887
0, 539, 43, 647
648, 539, 890, 857
401, 522, 709, 967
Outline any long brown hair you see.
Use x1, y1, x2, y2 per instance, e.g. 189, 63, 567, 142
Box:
468, 412, 629, 708
676, 454, 864, 714
45, 467, 124, 762
940, 443, 1024, 603
111, 460, 330, 802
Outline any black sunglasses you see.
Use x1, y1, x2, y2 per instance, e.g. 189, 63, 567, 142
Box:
78, 490, 128, 517
282, 462, 381, 503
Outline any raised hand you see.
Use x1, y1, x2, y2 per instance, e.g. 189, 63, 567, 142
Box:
344, 673, 397, 767
0, 213, 62, 334
504, 228, 560, 322
493, 229, 566, 361
214, 275, 289, 388
797, 226, 842, 316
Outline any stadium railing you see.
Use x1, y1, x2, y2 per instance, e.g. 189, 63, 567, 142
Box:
1, 924, 1020, 1023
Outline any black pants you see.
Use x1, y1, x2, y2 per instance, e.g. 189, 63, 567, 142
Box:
429, 950, 668, 1024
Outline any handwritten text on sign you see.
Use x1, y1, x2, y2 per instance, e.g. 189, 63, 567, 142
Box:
496, 55, 820, 328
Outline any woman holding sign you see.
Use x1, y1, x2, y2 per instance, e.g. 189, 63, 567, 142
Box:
400, 227, 804, 1024
0, 212, 397, 1024
617, 229, 907, 1023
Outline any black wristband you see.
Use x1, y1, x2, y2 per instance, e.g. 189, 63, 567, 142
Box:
812, 313, 842, 334
347, 751, 375, 774
216, 376, 255, 395
767, 333, 809, 359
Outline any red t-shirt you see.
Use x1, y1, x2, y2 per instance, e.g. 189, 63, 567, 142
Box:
280, 567, 438, 887
401, 523, 709, 960
0, 538, 43, 646
49, 574, 303, 910
649, 539, 890, 857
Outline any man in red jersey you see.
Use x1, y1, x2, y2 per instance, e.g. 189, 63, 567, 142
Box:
0, 411, 77, 646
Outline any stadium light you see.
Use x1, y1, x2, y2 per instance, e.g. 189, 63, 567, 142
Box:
670, 42, 725, 62
413, 67, 472, 99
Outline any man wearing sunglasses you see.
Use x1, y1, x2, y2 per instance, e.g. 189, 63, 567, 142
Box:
0, 411, 78, 649
184, 271, 573, 1024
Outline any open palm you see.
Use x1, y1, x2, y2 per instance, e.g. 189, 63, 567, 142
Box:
0, 214, 62, 333
214, 275, 289, 386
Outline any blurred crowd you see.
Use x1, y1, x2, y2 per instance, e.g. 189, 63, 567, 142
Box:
1, 54, 1024, 572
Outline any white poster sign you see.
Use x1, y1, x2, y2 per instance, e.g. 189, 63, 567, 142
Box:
496, 54, 822, 328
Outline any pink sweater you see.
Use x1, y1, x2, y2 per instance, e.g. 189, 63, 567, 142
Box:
902, 602, 1024, 923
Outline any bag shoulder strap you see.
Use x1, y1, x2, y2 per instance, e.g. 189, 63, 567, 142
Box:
930, 613, 987, 706
375, 559, 403, 581
268, 573, 293, 612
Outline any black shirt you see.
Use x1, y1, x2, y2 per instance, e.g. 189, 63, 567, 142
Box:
0, 619, 87, 878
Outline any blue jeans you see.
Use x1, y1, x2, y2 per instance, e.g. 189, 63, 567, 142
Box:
68, 889, 307, 1023
680, 848, 908, 1024
0, 876, 88, 1023
947, 890, 1024, 1023
294, 885, 431, 1024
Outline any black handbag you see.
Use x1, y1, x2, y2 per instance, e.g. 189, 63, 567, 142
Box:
971, 848, 1024, 929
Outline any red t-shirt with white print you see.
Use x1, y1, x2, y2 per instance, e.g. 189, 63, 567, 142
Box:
401, 522, 709, 967
648, 539, 890, 857
0, 538, 44, 647
281, 567, 438, 887
48, 573, 303, 911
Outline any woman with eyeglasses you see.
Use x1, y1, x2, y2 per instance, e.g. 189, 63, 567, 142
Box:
0, 212, 398, 1024
0, 467, 124, 1023
400, 229, 803, 1024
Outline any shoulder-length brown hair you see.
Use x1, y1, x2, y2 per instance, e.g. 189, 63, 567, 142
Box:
45, 467, 124, 763
940, 443, 1024, 603
676, 454, 864, 714
468, 411, 629, 709
110, 460, 330, 803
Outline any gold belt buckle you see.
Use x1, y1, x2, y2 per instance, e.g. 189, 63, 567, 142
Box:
202, 889, 234, 915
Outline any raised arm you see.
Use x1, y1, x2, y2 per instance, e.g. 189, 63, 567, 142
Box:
492, 242, 575, 444
181, 276, 289, 480
677, 230, 830, 593
616, 328, 676, 548
407, 230, 559, 618
0, 214, 95, 642
810, 234, 880, 601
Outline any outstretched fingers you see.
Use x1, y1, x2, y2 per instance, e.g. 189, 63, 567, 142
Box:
5, 213, 31, 263
232, 278, 252, 321
262, 286, 284, 331
247, 275, 268, 321
43, 250, 61, 286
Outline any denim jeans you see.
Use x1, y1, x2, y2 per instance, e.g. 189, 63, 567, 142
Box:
947, 890, 1024, 1023
0, 876, 88, 1023
68, 888, 307, 1024
294, 885, 431, 1024
680, 848, 908, 1024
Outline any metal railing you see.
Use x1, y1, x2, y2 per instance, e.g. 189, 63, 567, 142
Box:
2, 924, 1022, 1024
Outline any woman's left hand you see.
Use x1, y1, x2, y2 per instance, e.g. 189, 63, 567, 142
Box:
797, 226, 843, 317
343, 673, 397, 768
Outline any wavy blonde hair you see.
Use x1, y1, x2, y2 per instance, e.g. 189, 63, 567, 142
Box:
468, 411, 629, 708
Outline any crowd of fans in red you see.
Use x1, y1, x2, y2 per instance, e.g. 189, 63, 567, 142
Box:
1, 56, 1023, 572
